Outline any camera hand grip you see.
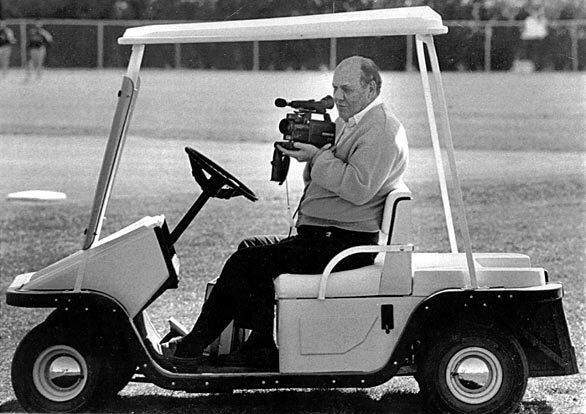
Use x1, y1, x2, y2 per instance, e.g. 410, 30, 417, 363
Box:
270, 147, 290, 185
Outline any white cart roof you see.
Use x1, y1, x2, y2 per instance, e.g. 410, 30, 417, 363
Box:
119, 6, 447, 45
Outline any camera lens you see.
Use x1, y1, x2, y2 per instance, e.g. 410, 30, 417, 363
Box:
279, 119, 291, 135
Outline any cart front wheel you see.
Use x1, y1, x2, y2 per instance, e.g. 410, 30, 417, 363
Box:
11, 323, 113, 413
419, 327, 528, 414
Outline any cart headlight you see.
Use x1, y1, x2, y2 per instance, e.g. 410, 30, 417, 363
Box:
9, 272, 34, 290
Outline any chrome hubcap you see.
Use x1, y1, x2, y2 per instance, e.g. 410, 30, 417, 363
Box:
446, 346, 503, 404
32, 345, 88, 402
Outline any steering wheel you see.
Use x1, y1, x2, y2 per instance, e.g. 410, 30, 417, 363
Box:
185, 147, 258, 202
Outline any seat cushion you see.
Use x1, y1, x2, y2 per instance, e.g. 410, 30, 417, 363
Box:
274, 264, 383, 299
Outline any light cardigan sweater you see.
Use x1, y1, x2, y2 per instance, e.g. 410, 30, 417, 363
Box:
297, 101, 408, 232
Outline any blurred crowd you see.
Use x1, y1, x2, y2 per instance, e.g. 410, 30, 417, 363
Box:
2, 0, 583, 24
145, 0, 584, 71
0, 0, 584, 71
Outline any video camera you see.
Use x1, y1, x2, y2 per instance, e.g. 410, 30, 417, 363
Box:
270, 95, 336, 184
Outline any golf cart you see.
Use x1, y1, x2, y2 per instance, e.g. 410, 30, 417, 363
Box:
6, 6, 578, 414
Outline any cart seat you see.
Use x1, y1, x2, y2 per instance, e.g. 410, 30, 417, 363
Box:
275, 184, 412, 299
275, 260, 384, 299
275, 182, 548, 299
275, 255, 547, 299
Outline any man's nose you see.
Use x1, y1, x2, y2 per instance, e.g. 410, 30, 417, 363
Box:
333, 89, 344, 101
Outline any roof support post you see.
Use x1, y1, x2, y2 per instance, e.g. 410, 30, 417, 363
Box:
415, 35, 458, 254
418, 34, 478, 289
126, 44, 144, 84
82, 45, 144, 249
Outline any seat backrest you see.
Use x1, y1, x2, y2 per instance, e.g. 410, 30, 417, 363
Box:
380, 183, 412, 245
379, 183, 413, 295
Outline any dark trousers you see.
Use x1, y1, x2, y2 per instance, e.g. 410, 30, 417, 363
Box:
184, 226, 378, 347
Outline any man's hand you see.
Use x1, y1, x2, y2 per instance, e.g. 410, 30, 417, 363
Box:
276, 142, 332, 163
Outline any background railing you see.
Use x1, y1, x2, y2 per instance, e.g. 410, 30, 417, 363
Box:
4, 18, 585, 71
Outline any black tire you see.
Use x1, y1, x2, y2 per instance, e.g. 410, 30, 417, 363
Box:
46, 308, 136, 395
414, 370, 428, 396
110, 349, 136, 395
11, 322, 113, 413
419, 326, 528, 414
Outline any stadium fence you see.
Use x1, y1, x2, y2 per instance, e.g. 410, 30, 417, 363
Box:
3, 18, 585, 71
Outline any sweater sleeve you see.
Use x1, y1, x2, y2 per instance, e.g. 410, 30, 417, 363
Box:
310, 122, 399, 205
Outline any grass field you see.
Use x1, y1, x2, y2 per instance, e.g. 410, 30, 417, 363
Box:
0, 69, 584, 413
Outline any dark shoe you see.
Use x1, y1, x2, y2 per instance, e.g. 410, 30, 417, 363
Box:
166, 354, 206, 373
161, 336, 206, 372
221, 342, 278, 370
161, 336, 204, 359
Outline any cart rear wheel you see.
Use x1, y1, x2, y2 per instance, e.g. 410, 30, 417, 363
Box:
419, 327, 528, 414
110, 349, 137, 395
11, 322, 113, 413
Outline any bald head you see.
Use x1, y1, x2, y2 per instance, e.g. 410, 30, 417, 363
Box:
332, 56, 381, 121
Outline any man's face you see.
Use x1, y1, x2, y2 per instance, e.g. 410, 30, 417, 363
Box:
332, 61, 376, 121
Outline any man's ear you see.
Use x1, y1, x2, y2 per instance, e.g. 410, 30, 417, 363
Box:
369, 80, 377, 98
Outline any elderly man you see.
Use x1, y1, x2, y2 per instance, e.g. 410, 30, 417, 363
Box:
163, 56, 408, 370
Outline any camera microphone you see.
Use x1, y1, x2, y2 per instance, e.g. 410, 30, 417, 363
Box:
274, 98, 288, 108
274, 96, 334, 112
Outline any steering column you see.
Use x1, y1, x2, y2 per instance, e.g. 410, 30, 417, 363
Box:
168, 147, 257, 245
